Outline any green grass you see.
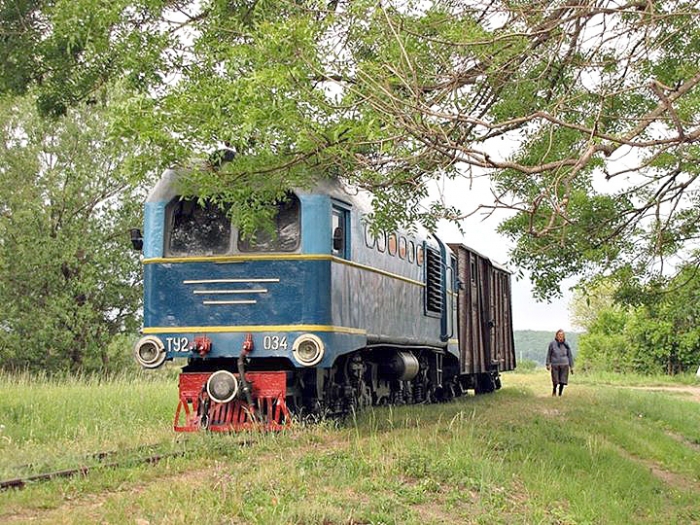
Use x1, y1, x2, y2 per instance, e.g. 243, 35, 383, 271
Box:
574, 369, 700, 386
0, 369, 179, 477
0, 371, 699, 524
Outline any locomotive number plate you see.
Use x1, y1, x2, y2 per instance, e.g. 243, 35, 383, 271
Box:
263, 335, 288, 350
166, 337, 191, 353
164, 335, 290, 353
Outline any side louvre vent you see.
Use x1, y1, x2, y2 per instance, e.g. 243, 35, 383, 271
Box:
425, 248, 443, 314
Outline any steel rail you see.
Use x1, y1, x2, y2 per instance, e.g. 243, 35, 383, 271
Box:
0, 438, 255, 491
0, 452, 183, 491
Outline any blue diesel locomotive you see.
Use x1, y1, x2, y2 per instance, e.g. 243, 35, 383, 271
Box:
131, 170, 516, 431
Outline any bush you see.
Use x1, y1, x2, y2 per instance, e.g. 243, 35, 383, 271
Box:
517, 358, 538, 372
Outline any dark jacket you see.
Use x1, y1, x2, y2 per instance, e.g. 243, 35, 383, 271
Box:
546, 340, 574, 367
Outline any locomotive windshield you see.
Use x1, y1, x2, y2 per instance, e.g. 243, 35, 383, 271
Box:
237, 194, 301, 253
167, 198, 231, 257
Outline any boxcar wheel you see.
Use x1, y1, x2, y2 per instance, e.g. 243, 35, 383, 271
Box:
475, 373, 495, 395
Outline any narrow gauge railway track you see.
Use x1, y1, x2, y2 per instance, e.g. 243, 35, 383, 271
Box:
0, 439, 254, 491
0, 453, 179, 490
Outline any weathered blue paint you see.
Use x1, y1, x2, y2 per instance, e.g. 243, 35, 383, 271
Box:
148, 329, 366, 367
299, 194, 331, 254
143, 201, 166, 259
140, 174, 462, 372
447, 341, 459, 360
144, 259, 332, 328
330, 261, 441, 346
349, 209, 428, 284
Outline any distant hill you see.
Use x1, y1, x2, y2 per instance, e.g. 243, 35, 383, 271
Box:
514, 330, 580, 367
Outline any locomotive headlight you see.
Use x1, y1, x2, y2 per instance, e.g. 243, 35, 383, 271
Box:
206, 370, 239, 404
134, 336, 166, 369
292, 334, 325, 366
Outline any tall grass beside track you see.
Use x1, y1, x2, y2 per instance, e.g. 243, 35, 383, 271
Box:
0, 369, 179, 477
0, 370, 699, 524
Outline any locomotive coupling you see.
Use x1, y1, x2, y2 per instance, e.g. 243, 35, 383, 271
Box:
238, 333, 255, 410
134, 336, 167, 369
194, 335, 212, 357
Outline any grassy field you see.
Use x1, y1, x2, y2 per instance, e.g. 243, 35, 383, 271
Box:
0, 370, 699, 524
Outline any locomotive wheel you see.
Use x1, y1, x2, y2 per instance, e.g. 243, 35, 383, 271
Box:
441, 379, 458, 401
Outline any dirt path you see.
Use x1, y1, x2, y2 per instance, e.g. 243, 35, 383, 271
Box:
612, 443, 699, 493
624, 385, 700, 403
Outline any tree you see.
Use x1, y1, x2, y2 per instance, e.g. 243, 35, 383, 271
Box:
623, 265, 700, 374
0, 0, 177, 117
0, 94, 159, 372
576, 306, 631, 373
572, 270, 700, 374
570, 281, 619, 331
3, 1, 700, 299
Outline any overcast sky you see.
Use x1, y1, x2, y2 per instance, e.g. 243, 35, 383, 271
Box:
432, 176, 577, 334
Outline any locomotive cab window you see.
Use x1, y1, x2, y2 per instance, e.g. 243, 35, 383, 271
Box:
332, 204, 350, 259
237, 193, 301, 253
167, 198, 231, 257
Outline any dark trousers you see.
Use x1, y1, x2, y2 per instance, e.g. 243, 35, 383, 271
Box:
550, 365, 570, 386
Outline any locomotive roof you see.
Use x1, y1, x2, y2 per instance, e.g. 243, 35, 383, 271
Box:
147, 167, 509, 261
447, 242, 512, 275
147, 168, 372, 211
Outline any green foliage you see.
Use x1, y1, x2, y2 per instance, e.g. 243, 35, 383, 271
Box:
0, 95, 159, 373
574, 272, 700, 375
0, 0, 42, 96
578, 329, 630, 373
500, 190, 632, 298
516, 358, 538, 372
3, 1, 700, 296
0, 0, 176, 116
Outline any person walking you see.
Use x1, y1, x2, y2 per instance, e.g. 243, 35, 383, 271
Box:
546, 329, 574, 396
